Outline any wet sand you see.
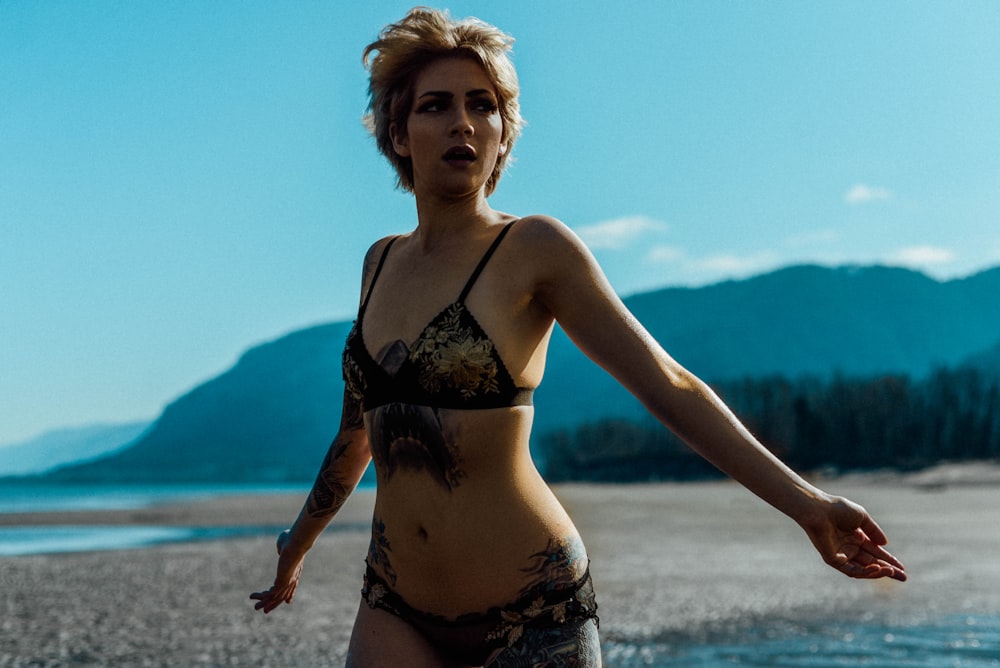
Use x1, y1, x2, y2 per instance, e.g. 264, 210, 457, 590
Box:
2, 465, 998, 666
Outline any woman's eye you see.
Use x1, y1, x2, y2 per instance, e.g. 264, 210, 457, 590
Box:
473, 100, 498, 113
417, 100, 445, 113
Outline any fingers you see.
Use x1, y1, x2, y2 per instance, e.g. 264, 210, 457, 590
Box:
862, 541, 906, 572
838, 559, 907, 582
251, 594, 283, 613
831, 500, 906, 581
858, 514, 889, 546
862, 553, 907, 582
831, 540, 907, 582
855, 521, 907, 576
249, 590, 277, 612
249, 585, 296, 614
820, 521, 907, 582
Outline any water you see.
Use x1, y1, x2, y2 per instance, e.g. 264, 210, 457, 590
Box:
0, 481, 312, 555
0, 481, 311, 513
603, 615, 1000, 667
0, 524, 285, 556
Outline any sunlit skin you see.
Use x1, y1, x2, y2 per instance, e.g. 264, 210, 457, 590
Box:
251, 56, 905, 667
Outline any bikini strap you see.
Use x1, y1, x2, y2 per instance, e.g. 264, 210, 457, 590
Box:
358, 236, 398, 317
457, 220, 518, 303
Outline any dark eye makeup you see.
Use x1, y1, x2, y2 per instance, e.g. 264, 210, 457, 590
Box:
414, 92, 498, 115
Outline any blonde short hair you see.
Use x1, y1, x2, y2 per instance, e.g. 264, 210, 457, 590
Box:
362, 7, 524, 196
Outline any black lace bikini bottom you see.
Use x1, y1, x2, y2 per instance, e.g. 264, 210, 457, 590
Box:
361, 562, 599, 665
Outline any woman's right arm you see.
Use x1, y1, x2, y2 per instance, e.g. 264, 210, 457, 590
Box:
249, 390, 371, 613
250, 240, 388, 613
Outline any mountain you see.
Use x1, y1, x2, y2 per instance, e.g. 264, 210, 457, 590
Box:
43, 264, 1000, 483
45, 322, 355, 483
0, 421, 150, 476
536, 264, 1000, 430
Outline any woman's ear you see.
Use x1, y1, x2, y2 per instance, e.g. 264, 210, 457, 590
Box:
389, 122, 410, 157
498, 140, 508, 157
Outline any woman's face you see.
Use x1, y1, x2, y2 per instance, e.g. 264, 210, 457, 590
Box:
391, 57, 507, 198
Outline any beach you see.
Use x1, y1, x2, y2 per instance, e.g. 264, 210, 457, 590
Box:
2, 465, 999, 666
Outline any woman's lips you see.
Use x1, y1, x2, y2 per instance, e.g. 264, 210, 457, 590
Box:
442, 145, 476, 166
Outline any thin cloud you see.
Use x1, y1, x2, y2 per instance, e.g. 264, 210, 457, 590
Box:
646, 245, 684, 263
694, 251, 782, 276
886, 245, 956, 268
576, 215, 667, 250
845, 183, 892, 204
644, 246, 782, 284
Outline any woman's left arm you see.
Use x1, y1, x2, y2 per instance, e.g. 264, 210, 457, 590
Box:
525, 216, 906, 581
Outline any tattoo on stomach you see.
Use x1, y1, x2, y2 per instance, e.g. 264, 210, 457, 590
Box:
520, 536, 587, 594
369, 402, 465, 491
368, 517, 398, 586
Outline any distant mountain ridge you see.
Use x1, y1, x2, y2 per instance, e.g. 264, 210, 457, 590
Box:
539, 264, 1000, 429
45, 321, 355, 483
0, 421, 150, 476
42, 264, 1000, 483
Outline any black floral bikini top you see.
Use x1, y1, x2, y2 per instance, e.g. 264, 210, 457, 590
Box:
342, 221, 533, 411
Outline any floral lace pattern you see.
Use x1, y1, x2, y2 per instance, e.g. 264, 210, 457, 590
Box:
485, 574, 599, 648
341, 220, 534, 411
361, 565, 599, 660
409, 304, 501, 399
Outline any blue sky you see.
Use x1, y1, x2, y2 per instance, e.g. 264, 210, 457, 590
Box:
2, 1, 999, 445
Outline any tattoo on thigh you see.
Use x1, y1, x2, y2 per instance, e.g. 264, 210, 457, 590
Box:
488, 622, 599, 667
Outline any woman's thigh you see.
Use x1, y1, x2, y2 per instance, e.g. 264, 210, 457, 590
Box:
346, 601, 473, 668
486, 618, 602, 667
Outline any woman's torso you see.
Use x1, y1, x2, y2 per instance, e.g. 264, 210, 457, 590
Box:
343, 219, 589, 616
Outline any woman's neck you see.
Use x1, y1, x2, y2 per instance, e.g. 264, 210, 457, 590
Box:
411, 189, 499, 251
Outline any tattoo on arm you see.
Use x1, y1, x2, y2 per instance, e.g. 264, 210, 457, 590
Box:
306, 435, 352, 518
341, 387, 364, 432
306, 382, 370, 519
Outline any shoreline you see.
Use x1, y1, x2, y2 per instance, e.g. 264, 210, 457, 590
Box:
3, 468, 998, 665
2, 460, 997, 528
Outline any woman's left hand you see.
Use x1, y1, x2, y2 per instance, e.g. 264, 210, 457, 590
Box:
800, 496, 907, 582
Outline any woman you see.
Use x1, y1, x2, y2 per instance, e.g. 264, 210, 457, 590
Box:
251, 8, 906, 666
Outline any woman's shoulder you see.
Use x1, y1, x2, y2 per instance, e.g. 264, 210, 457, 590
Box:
513, 213, 567, 233
364, 233, 401, 257
511, 214, 587, 252
360, 234, 401, 272
509, 215, 597, 269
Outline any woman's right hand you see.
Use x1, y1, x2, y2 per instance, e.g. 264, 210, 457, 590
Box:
249, 529, 306, 614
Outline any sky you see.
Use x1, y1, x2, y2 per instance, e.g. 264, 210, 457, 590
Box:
2, 1, 999, 445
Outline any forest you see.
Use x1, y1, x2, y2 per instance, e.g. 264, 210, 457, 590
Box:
539, 364, 1000, 482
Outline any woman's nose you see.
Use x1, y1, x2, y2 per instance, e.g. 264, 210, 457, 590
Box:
449, 108, 474, 136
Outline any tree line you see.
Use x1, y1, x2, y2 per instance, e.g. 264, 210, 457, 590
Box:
539, 365, 1000, 482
